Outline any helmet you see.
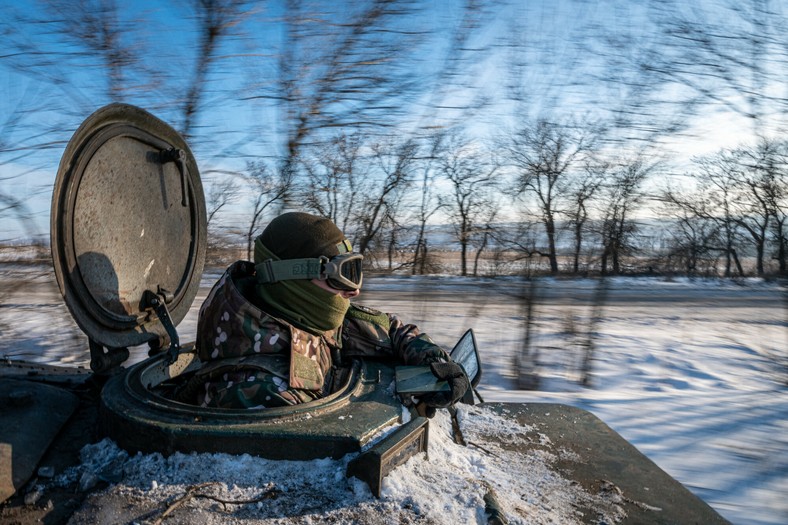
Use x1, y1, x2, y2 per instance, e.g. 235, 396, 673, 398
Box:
254, 212, 363, 291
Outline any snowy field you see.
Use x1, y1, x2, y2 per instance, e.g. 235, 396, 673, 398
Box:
1, 265, 786, 524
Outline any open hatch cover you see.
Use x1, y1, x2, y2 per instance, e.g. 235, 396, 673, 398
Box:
51, 103, 206, 359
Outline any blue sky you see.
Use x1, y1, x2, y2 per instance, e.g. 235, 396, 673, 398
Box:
0, 0, 506, 239
0, 0, 782, 241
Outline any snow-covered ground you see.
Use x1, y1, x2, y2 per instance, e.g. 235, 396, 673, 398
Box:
1, 266, 786, 524
363, 275, 787, 525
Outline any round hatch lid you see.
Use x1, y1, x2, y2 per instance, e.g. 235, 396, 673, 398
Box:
51, 103, 207, 350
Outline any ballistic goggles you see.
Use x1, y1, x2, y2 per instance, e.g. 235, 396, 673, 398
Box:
255, 252, 364, 291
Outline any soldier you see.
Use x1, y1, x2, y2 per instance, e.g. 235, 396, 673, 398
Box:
182, 211, 468, 414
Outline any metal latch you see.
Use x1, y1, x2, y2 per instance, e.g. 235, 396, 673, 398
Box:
346, 417, 429, 497
142, 287, 181, 365
159, 147, 189, 206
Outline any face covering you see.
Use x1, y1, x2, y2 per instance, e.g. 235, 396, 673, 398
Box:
254, 239, 349, 334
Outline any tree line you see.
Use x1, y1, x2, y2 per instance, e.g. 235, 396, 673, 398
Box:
1, 1, 786, 278
206, 120, 787, 278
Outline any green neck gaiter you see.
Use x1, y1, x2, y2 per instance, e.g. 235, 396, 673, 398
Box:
254, 240, 349, 334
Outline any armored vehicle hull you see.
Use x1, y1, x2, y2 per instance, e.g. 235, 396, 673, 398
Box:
0, 358, 729, 524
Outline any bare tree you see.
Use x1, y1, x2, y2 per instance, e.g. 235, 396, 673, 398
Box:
597, 158, 654, 275
769, 184, 788, 276
265, 0, 427, 196
565, 160, 605, 274
205, 175, 240, 226
409, 133, 445, 275
734, 138, 788, 275
353, 137, 419, 255
661, 152, 748, 277
201, 172, 240, 265
297, 133, 417, 259
381, 208, 408, 271
638, 0, 788, 137
435, 131, 499, 276
658, 196, 729, 276
299, 133, 363, 233
504, 119, 593, 273
181, 0, 258, 141
0, 0, 154, 165
242, 161, 293, 260
4, 0, 147, 104
674, 141, 785, 277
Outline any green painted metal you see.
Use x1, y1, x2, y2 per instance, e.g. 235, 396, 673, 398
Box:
1, 361, 731, 523
346, 416, 430, 497
0, 379, 78, 503
99, 357, 404, 460
482, 403, 730, 524
50, 103, 207, 354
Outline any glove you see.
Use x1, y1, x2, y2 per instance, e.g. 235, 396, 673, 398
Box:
419, 361, 470, 413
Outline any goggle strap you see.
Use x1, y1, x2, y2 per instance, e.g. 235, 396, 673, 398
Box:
255, 257, 326, 284
336, 239, 353, 254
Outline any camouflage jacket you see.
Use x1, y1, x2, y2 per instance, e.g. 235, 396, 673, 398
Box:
192, 261, 447, 407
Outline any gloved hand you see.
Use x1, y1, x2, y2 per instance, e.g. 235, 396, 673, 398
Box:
418, 361, 470, 416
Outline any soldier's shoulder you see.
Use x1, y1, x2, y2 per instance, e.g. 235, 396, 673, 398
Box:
349, 303, 384, 316
345, 303, 391, 329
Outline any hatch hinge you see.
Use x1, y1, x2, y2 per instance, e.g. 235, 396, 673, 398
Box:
88, 339, 129, 376
142, 287, 181, 365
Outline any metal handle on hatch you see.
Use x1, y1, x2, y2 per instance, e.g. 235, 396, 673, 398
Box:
160, 147, 189, 207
